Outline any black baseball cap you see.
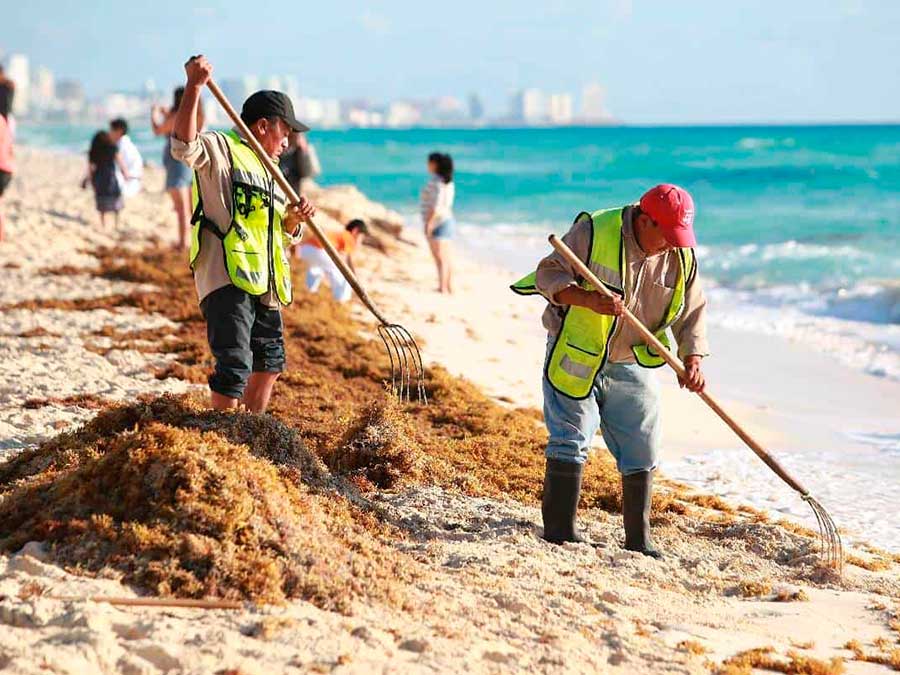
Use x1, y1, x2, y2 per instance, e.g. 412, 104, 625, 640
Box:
240, 90, 309, 132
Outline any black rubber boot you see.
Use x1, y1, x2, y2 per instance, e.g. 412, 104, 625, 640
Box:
622, 470, 663, 559
541, 458, 588, 544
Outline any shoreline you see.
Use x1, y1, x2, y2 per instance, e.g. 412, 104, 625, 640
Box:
2, 146, 900, 673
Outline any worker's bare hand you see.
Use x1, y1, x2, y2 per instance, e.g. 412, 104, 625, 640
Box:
283, 197, 316, 234
586, 291, 624, 316
184, 55, 213, 88
679, 355, 706, 393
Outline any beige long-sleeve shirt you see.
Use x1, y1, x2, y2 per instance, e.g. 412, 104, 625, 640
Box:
534, 205, 710, 363
169, 130, 302, 307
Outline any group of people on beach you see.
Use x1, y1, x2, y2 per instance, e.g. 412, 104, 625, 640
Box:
7, 52, 703, 560
168, 55, 706, 560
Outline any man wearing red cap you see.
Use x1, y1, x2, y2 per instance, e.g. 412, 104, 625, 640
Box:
511, 184, 708, 558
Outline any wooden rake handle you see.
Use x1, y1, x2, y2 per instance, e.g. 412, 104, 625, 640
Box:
205, 78, 391, 326
548, 234, 810, 496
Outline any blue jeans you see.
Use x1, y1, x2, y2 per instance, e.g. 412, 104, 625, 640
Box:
542, 339, 661, 475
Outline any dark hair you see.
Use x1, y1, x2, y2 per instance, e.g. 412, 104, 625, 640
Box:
172, 86, 205, 129
88, 130, 116, 165
110, 118, 128, 134
345, 218, 368, 234
427, 152, 442, 165
435, 152, 453, 184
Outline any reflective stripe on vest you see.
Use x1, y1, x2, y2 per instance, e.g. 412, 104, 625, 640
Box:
510, 207, 694, 398
189, 130, 293, 305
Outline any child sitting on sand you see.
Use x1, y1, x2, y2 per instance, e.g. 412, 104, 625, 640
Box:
84, 130, 129, 228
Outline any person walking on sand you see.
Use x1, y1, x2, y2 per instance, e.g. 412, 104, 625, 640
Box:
85, 130, 129, 228
420, 152, 455, 293
109, 118, 144, 198
511, 185, 709, 558
152, 87, 204, 249
0, 112, 13, 242
170, 55, 315, 414
300, 219, 368, 302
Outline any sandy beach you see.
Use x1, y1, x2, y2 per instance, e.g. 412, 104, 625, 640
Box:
1, 146, 900, 674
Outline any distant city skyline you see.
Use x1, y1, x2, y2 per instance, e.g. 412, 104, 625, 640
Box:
2, 1, 899, 124
0, 51, 615, 129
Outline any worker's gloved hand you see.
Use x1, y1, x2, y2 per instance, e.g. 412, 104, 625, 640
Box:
585, 291, 624, 316
283, 197, 316, 235
679, 355, 706, 393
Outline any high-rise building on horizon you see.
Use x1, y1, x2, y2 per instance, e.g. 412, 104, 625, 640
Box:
219, 76, 259, 110
467, 93, 484, 121
580, 82, 611, 123
510, 88, 546, 124
548, 93, 574, 125
6, 53, 30, 116
32, 66, 55, 110
387, 100, 421, 128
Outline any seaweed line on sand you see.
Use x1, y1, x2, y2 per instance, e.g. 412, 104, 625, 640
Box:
0, 244, 867, 608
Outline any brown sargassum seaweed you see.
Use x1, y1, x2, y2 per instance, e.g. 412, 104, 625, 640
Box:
0, 246, 859, 607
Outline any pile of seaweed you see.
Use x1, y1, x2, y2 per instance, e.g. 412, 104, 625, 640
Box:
0, 395, 411, 610
3, 244, 845, 606
48, 247, 645, 513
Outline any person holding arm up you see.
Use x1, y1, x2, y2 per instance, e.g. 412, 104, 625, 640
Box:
169, 55, 315, 413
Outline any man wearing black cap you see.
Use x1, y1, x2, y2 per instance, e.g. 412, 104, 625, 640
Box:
171, 55, 316, 414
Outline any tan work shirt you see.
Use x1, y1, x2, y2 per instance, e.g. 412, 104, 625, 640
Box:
169, 130, 302, 307
534, 205, 710, 363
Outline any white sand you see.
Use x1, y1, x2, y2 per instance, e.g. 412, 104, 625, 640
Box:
1, 148, 899, 674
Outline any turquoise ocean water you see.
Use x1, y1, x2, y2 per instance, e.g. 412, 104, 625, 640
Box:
19, 123, 900, 384
16, 122, 900, 546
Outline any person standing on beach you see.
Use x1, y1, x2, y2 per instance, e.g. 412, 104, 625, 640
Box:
85, 130, 129, 228
512, 185, 709, 558
109, 118, 143, 198
420, 152, 456, 293
278, 131, 321, 196
300, 219, 368, 302
152, 88, 204, 249
169, 55, 315, 413
0, 112, 13, 242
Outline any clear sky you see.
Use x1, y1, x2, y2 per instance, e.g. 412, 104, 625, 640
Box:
2, 0, 899, 123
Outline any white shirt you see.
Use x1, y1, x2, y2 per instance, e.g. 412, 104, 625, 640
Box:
419, 175, 455, 225
116, 134, 144, 198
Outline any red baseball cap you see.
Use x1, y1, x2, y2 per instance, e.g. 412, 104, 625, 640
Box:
638, 184, 697, 248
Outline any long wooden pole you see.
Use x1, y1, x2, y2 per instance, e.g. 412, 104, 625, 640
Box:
205, 78, 391, 326
548, 234, 810, 496
48, 596, 244, 610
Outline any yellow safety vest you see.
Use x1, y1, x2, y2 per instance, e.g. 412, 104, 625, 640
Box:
189, 130, 293, 305
511, 207, 695, 399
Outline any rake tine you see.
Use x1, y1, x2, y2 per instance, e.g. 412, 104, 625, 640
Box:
804, 494, 827, 559
396, 326, 414, 403
816, 499, 843, 572
387, 325, 411, 402
377, 325, 398, 397
802, 494, 843, 572
382, 325, 405, 399
392, 324, 428, 405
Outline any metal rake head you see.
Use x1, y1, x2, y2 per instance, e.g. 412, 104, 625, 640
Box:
802, 494, 843, 573
377, 323, 427, 404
